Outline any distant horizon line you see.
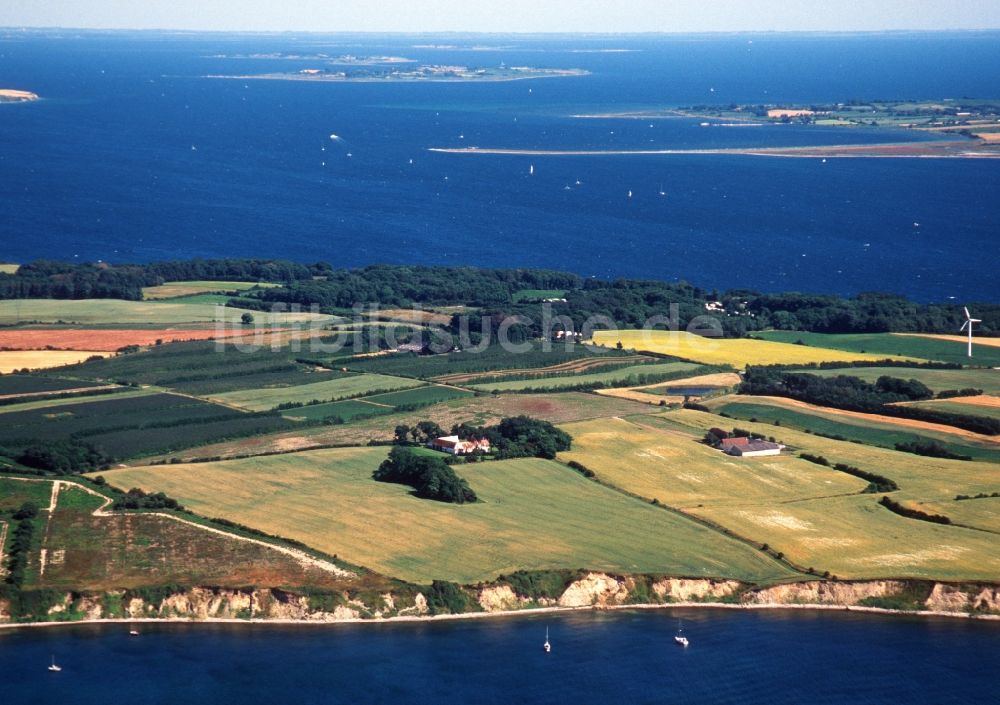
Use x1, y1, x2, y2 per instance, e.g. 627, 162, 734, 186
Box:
2, 26, 1000, 37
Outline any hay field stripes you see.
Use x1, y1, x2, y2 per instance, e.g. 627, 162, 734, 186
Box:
104, 448, 798, 585
432, 355, 653, 384
142, 280, 280, 300
590, 330, 908, 368
0, 350, 109, 374
468, 361, 701, 392
207, 373, 426, 411
0, 299, 336, 326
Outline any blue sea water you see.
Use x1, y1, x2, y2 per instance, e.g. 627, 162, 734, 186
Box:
0, 31, 998, 301
1, 609, 997, 704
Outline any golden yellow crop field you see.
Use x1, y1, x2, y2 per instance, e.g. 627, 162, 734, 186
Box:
0, 350, 108, 373
590, 330, 909, 368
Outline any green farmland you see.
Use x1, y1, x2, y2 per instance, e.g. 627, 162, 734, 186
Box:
469, 361, 702, 392
209, 373, 425, 411
104, 448, 797, 585
754, 331, 1000, 367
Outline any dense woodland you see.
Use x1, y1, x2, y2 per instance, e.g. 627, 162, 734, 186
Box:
0, 260, 996, 336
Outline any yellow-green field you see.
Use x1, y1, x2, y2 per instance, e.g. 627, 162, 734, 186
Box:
0, 350, 108, 373
592, 408, 1000, 580
690, 494, 1000, 581
0, 263, 19, 274
208, 374, 425, 411
917, 497, 1000, 534
559, 417, 867, 507
590, 330, 906, 368
142, 280, 280, 300
103, 447, 797, 585
0, 299, 335, 326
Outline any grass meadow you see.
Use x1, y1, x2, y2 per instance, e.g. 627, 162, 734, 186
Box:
104, 448, 797, 585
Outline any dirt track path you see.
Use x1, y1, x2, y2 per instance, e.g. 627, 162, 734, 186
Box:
6, 476, 354, 579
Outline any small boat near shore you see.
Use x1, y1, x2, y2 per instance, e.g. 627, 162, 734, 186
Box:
48, 655, 62, 672
674, 621, 689, 647
543, 627, 551, 653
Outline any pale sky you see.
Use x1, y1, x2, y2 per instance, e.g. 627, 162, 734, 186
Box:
1, 1, 999, 33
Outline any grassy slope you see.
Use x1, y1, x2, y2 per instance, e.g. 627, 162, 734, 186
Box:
209, 374, 425, 411
104, 448, 797, 585
901, 399, 1000, 421
591, 330, 904, 368
755, 331, 1000, 367
614, 409, 1000, 580
31, 483, 353, 592
559, 417, 867, 507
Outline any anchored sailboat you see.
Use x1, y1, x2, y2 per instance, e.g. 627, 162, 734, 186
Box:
48, 655, 62, 672
674, 622, 689, 647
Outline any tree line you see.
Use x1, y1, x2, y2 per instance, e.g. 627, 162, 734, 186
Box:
739, 368, 1000, 436
3, 259, 995, 336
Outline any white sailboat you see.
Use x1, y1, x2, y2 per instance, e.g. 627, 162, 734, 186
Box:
543, 627, 551, 653
129, 624, 140, 636
674, 622, 689, 647
48, 655, 62, 672
529, 164, 535, 176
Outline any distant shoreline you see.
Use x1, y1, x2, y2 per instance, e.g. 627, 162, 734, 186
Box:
3, 601, 997, 633
428, 142, 1000, 159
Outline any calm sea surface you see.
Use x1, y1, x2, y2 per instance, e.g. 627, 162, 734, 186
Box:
1, 609, 997, 704
1, 31, 999, 301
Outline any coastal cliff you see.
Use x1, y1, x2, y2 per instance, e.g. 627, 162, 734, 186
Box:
2, 576, 998, 625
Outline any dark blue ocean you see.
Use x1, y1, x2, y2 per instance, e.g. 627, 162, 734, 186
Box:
1, 31, 999, 301
1, 609, 997, 704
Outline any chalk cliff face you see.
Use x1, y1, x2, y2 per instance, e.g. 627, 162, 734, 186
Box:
744, 580, 906, 606
3, 578, 999, 625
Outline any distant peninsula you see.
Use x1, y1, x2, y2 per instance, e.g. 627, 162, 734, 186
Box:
576, 99, 1000, 145
207, 53, 416, 65
0, 89, 39, 103
206, 64, 590, 84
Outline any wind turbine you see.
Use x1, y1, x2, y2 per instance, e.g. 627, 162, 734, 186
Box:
960, 307, 981, 358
